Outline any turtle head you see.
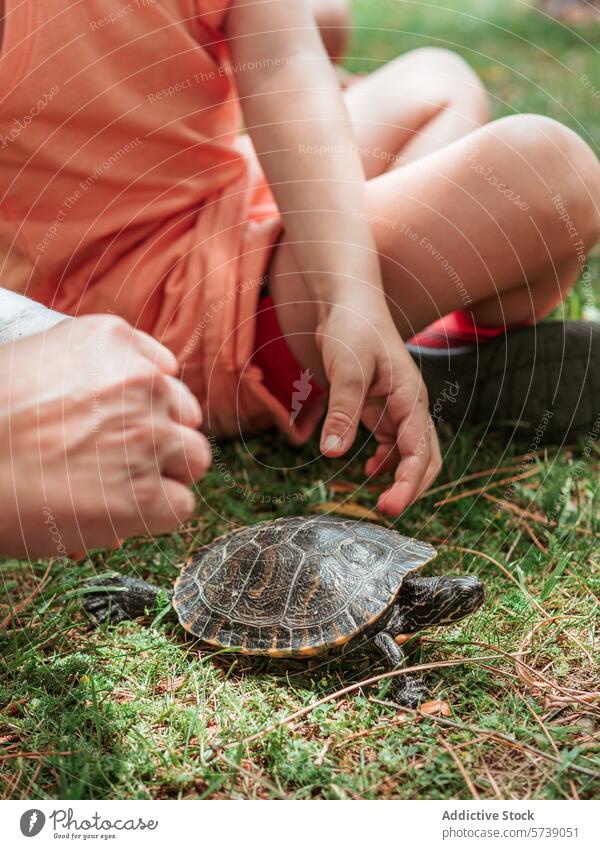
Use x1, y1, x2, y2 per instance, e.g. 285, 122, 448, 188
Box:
397, 575, 484, 630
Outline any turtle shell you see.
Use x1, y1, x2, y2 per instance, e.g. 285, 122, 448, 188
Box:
173, 516, 436, 656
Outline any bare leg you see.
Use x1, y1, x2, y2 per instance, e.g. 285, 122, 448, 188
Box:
370, 116, 599, 334
373, 631, 429, 708
342, 48, 491, 174
268, 60, 600, 381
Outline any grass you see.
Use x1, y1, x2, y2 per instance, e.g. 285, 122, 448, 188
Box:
1, 0, 599, 800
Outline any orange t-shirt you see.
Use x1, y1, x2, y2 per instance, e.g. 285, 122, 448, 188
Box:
0, 0, 320, 441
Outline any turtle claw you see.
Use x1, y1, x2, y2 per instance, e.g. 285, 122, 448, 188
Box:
90, 603, 130, 625
391, 676, 430, 709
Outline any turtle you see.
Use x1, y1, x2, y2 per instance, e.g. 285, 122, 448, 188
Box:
84, 516, 484, 707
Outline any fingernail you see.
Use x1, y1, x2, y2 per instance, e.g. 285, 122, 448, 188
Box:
322, 435, 343, 454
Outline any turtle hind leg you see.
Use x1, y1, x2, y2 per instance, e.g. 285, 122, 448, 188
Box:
83, 574, 168, 625
373, 631, 429, 709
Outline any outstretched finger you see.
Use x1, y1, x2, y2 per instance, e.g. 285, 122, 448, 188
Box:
377, 406, 434, 516
320, 367, 368, 458
365, 438, 397, 478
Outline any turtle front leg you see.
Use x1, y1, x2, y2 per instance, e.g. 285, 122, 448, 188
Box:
373, 632, 430, 709
84, 574, 170, 625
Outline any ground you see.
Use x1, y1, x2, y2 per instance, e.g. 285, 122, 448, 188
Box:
0, 0, 599, 801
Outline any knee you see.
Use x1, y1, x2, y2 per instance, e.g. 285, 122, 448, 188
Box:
402, 47, 491, 123
310, 0, 351, 60
489, 114, 600, 247
409, 46, 473, 74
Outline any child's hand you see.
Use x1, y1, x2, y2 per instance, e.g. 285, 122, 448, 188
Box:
317, 299, 442, 515
226, 0, 441, 511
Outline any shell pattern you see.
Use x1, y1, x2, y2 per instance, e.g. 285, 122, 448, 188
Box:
173, 516, 436, 656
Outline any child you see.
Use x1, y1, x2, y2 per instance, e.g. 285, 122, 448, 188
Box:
0, 0, 598, 556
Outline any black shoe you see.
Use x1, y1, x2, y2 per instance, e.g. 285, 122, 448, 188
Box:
407, 321, 600, 443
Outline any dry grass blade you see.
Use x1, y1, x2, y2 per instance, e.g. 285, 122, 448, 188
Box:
425, 462, 529, 497
434, 467, 541, 507
214, 653, 509, 753
219, 754, 284, 798
506, 684, 580, 799
425, 447, 564, 500
483, 493, 595, 538
436, 544, 594, 663
508, 683, 560, 755
327, 481, 381, 495
314, 741, 330, 767
481, 761, 504, 799
439, 737, 481, 799
517, 618, 595, 689
368, 699, 600, 780
332, 713, 413, 750
0, 750, 74, 760
464, 637, 599, 702
482, 492, 552, 526
520, 520, 549, 553
0, 562, 52, 630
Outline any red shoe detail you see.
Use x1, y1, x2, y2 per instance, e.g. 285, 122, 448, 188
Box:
408, 311, 511, 349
